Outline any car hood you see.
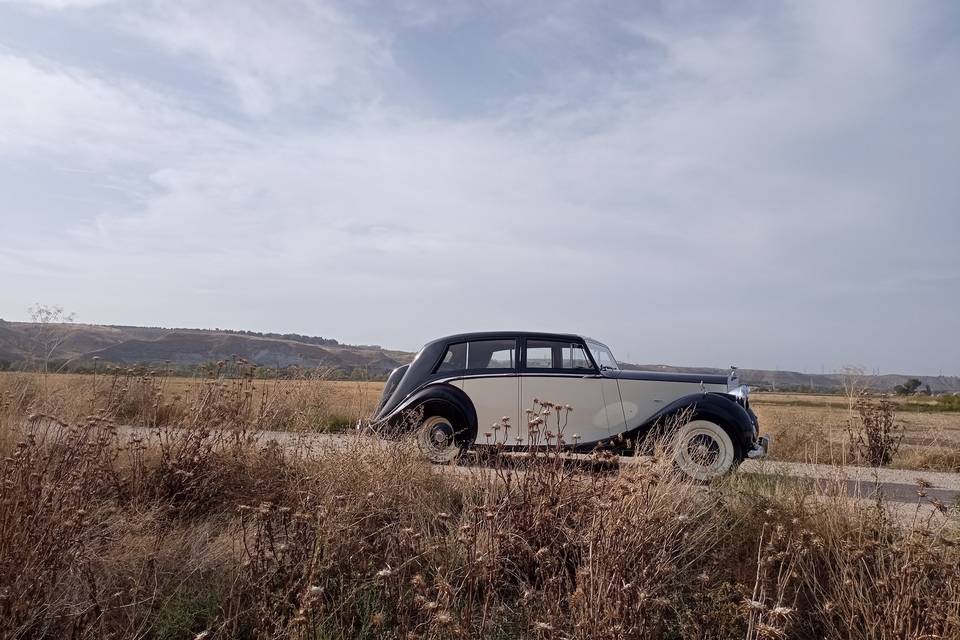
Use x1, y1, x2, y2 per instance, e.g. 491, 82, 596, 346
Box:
604, 369, 729, 386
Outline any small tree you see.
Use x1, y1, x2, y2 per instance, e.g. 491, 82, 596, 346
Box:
27, 304, 77, 374
893, 378, 922, 396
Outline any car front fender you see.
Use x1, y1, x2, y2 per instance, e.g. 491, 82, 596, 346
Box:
625, 391, 756, 453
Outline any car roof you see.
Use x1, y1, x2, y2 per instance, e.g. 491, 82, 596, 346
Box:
423, 331, 588, 348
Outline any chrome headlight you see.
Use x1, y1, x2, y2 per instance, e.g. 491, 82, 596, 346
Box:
729, 384, 750, 412
729, 384, 749, 400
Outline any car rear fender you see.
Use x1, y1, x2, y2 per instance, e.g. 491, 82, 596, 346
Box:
376, 382, 478, 443
374, 364, 410, 420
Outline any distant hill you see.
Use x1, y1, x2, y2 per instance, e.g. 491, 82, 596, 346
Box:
624, 363, 960, 395
1, 319, 957, 392
0, 320, 410, 377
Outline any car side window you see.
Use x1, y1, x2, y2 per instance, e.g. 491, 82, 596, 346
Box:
467, 339, 516, 370
435, 339, 517, 373
525, 346, 552, 368
525, 340, 594, 371
563, 344, 591, 369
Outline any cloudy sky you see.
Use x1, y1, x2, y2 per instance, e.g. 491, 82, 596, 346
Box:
1, 0, 958, 374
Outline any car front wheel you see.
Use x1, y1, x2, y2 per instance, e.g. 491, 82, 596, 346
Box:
415, 415, 463, 464
673, 419, 739, 481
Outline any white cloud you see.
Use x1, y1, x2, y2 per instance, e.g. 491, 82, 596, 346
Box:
0, 0, 958, 373
0, 0, 116, 8
119, 0, 395, 117
0, 54, 239, 164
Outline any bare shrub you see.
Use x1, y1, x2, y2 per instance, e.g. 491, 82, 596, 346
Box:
847, 395, 904, 467
0, 416, 124, 634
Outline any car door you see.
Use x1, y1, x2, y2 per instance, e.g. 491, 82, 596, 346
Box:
519, 338, 610, 446
453, 338, 520, 445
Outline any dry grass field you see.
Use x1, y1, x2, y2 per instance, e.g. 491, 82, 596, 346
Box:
3, 372, 958, 471
0, 370, 958, 639
0, 371, 386, 432
752, 392, 960, 472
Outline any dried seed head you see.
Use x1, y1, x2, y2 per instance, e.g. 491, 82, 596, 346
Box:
743, 599, 765, 611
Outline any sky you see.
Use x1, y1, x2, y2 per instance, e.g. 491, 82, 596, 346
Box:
1, 0, 958, 375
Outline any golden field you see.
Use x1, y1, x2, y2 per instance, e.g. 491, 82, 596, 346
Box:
3, 372, 958, 471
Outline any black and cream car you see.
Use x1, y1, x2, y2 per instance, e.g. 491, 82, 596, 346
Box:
373, 332, 769, 480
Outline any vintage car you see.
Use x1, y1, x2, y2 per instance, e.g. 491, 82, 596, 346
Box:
372, 331, 770, 480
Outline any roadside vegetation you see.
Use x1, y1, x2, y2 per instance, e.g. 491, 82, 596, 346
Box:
1, 371, 958, 639
4, 367, 959, 473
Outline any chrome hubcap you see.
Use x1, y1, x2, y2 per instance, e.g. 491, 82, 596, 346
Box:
419, 416, 457, 456
429, 422, 453, 449
686, 434, 720, 467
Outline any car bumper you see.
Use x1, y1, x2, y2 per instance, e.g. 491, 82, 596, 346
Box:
747, 434, 772, 459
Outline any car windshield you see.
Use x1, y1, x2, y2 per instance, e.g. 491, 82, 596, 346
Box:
586, 340, 619, 370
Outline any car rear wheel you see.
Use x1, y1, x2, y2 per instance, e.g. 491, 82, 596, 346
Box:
415, 415, 463, 464
673, 419, 739, 481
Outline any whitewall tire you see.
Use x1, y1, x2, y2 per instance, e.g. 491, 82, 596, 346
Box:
415, 415, 462, 464
673, 419, 738, 481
